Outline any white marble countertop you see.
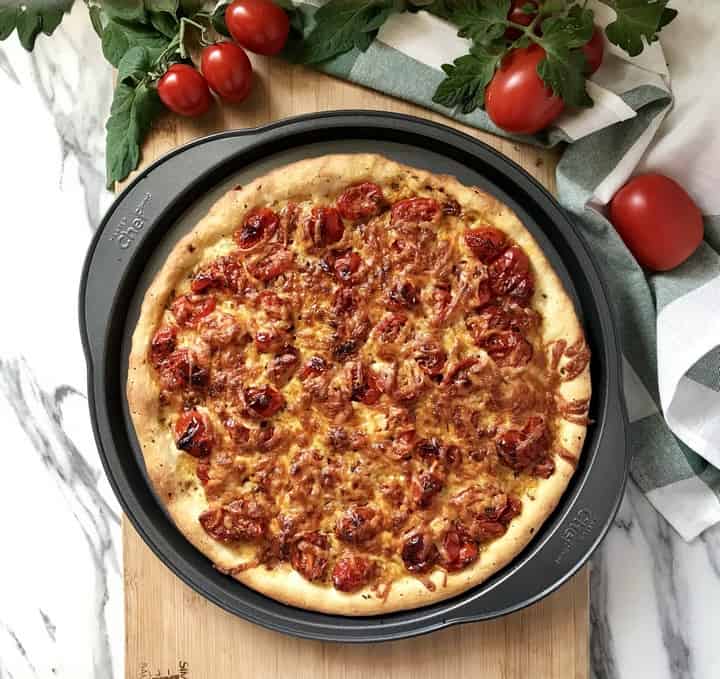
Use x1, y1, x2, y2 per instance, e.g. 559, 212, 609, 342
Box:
1, 6, 718, 679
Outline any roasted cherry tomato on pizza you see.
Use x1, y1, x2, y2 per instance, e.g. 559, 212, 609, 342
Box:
391, 197, 441, 226
336, 182, 385, 221
234, 207, 279, 249
307, 207, 344, 246
609, 173, 703, 271
174, 409, 213, 457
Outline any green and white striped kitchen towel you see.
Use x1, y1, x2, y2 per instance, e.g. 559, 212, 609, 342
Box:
297, 0, 720, 540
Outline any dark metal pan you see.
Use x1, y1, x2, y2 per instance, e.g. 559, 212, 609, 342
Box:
79, 111, 628, 643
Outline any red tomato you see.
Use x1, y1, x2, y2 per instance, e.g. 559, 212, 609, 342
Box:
485, 45, 564, 135
157, 64, 212, 117
234, 207, 279, 249
609, 174, 704, 271
306, 207, 344, 246
174, 409, 213, 457
505, 0, 538, 40
489, 245, 534, 304
170, 294, 216, 326
332, 555, 374, 592
464, 227, 507, 263
390, 197, 441, 226
336, 182, 385, 221
150, 326, 177, 366
582, 26, 604, 75
225, 0, 290, 56
334, 251, 361, 284
243, 385, 285, 418
200, 42, 253, 104
248, 245, 293, 281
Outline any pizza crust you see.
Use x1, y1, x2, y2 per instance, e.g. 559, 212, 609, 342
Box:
127, 153, 590, 616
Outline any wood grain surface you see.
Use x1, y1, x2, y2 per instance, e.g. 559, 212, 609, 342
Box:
123, 56, 588, 679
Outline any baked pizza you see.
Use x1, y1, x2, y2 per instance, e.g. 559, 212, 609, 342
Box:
127, 154, 591, 615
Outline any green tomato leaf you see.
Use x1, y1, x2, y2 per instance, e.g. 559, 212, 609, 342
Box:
274, 0, 308, 50
117, 45, 151, 83
0, 8, 18, 41
211, 2, 232, 37
89, 5, 107, 37
534, 4, 594, 107
102, 21, 130, 66
449, 0, 510, 46
104, 0, 148, 24
149, 10, 178, 38
0, 1, 73, 49
106, 81, 162, 188
422, 0, 456, 21
433, 43, 504, 114
101, 19, 170, 67
15, 7, 43, 51
179, 0, 204, 16
659, 7, 678, 30
41, 9, 66, 36
145, 0, 178, 13
601, 0, 676, 57
354, 29, 375, 52
537, 47, 591, 108
300, 0, 404, 65
539, 4, 594, 49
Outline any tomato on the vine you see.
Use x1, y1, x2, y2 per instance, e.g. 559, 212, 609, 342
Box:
201, 42, 253, 104
225, 0, 290, 56
609, 173, 704, 272
485, 45, 564, 135
582, 26, 604, 75
157, 64, 212, 117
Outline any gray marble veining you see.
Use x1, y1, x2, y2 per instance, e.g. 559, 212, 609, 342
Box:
0, 4, 718, 678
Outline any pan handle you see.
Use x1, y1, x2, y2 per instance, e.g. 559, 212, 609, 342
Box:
445, 393, 627, 624
80, 134, 256, 368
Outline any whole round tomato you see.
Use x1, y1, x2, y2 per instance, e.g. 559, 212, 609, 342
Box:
505, 0, 538, 40
583, 26, 604, 75
225, 0, 290, 56
609, 174, 704, 271
485, 45, 564, 135
201, 42, 253, 103
157, 64, 212, 117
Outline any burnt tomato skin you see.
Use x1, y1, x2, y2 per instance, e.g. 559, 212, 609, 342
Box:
174, 409, 213, 457
234, 207, 279, 250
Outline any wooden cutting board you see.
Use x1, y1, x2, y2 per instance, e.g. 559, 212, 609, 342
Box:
123, 57, 588, 679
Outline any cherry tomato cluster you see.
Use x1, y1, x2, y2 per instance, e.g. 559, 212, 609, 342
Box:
486, 1, 605, 135
157, 0, 289, 117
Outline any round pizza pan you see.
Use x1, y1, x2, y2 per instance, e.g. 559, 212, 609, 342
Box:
79, 111, 629, 642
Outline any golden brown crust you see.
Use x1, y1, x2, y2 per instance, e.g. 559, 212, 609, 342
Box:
127, 153, 590, 615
